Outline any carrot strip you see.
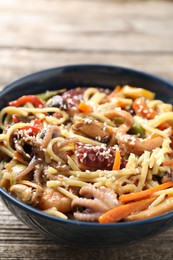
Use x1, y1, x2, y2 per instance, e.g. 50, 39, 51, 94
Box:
112, 150, 121, 170
163, 161, 173, 166
99, 197, 156, 224
78, 102, 93, 113
158, 122, 171, 130
116, 101, 125, 108
119, 181, 173, 204
108, 127, 114, 136
133, 98, 157, 120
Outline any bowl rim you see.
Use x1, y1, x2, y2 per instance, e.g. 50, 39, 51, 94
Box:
1, 63, 173, 227
1, 63, 173, 95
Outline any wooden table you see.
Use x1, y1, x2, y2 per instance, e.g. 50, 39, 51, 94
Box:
0, 0, 173, 259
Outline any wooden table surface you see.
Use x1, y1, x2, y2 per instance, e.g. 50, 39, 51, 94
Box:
0, 0, 173, 259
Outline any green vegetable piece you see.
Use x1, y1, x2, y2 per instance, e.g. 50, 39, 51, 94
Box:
128, 123, 145, 138
113, 117, 124, 126
37, 89, 66, 101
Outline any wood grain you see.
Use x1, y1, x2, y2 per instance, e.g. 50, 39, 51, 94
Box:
0, 0, 173, 259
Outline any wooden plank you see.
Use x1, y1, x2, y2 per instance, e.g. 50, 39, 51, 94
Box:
1, 197, 173, 260
0, 0, 172, 52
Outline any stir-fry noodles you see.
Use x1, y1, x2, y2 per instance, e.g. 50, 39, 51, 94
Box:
1, 85, 173, 223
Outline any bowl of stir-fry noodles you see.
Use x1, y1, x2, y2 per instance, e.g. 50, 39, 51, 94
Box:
1, 64, 173, 246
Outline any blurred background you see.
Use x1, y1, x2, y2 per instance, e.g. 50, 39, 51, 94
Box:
0, 0, 173, 90
0, 0, 173, 259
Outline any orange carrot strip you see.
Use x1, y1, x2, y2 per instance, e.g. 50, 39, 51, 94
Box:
119, 181, 173, 204
114, 85, 122, 93
78, 102, 93, 113
99, 197, 156, 224
133, 98, 157, 120
158, 122, 171, 130
108, 127, 114, 136
104, 85, 122, 102
163, 161, 173, 166
112, 150, 121, 170
116, 101, 126, 108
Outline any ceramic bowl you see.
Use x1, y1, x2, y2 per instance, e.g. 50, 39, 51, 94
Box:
1, 64, 173, 246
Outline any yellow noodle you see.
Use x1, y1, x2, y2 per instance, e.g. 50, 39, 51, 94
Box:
47, 180, 61, 188
137, 151, 150, 191
154, 188, 173, 196
0, 146, 14, 158
147, 100, 163, 108
67, 156, 81, 171
134, 116, 168, 138
149, 112, 173, 128
0, 107, 28, 128
57, 186, 77, 200
149, 194, 166, 208
83, 88, 98, 102
63, 177, 87, 188
88, 92, 106, 104
4, 123, 27, 153
43, 207, 68, 219
45, 111, 68, 125
47, 137, 65, 162
69, 132, 105, 146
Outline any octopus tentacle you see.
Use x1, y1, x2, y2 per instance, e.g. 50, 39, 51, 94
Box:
72, 197, 109, 213
73, 212, 101, 222
72, 185, 118, 222
79, 184, 118, 209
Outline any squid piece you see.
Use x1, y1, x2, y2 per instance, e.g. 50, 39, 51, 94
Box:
104, 109, 163, 155
41, 124, 61, 148
73, 118, 110, 143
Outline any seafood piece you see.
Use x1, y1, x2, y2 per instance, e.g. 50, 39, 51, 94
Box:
52, 137, 78, 163
60, 88, 86, 115
38, 187, 72, 213
14, 141, 31, 162
104, 109, 163, 155
104, 109, 134, 130
15, 156, 39, 181
72, 184, 119, 221
10, 180, 43, 206
72, 118, 110, 143
41, 125, 61, 148
75, 142, 116, 171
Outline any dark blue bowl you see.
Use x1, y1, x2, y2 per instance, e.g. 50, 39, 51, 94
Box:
1, 64, 173, 246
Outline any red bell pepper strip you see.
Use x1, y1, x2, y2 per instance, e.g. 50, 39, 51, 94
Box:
8, 95, 44, 108
20, 118, 43, 136
21, 119, 42, 136
21, 125, 41, 136
12, 115, 19, 123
